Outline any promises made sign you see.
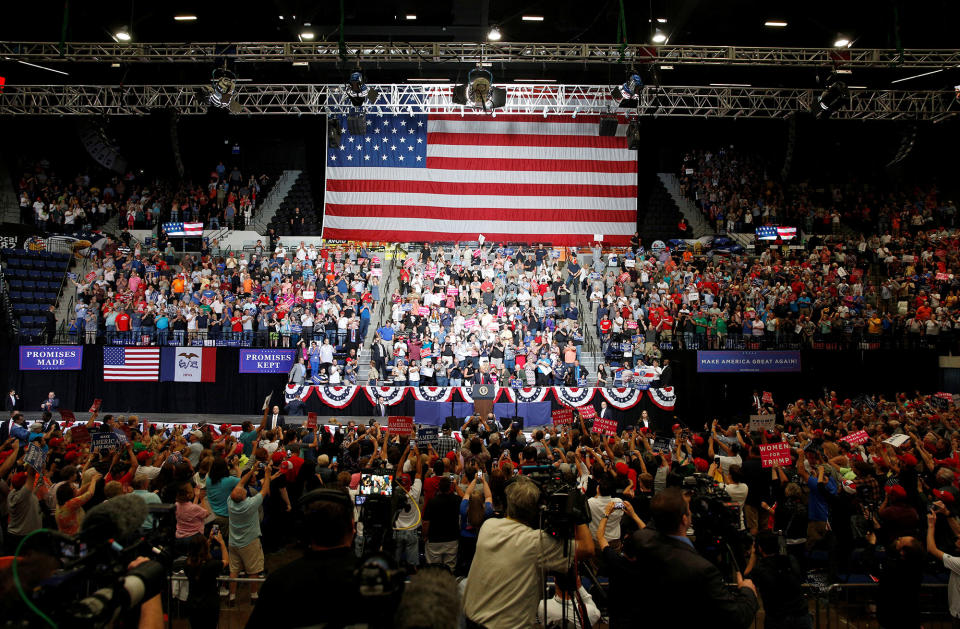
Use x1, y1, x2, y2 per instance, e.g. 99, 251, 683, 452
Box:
19, 346, 83, 370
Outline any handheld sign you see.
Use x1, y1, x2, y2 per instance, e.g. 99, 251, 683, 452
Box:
58, 409, 77, 423
24, 444, 46, 474
842, 430, 869, 446
749, 414, 776, 432
592, 417, 617, 436
388, 415, 414, 436
69, 425, 90, 445
417, 427, 439, 449
306, 412, 318, 429
651, 436, 673, 453
91, 431, 120, 451
551, 408, 573, 426
262, 393, 273, 412
759, 442, 792, 468
883, 434, 911, 448
89, 399, 102, 413
762, 391, 774, 404
578, 405, 597, 420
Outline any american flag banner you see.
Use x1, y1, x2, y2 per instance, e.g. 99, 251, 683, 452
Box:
162, 222, 204, 236
322, 113, 637, 245
756, 226, 797, 240
103, 347, 160, 381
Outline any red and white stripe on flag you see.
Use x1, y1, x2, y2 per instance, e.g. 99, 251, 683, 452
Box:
103, 347, 160, 381
322, 114, 637, 245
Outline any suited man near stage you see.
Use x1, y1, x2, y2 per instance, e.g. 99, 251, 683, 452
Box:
474, 365, 493, 385
373, 395, 388, 418
264, 404, 285, 430
5, 389, 20, 415
286, 398, 307, 416
371, 334, 389, 380
659, 358, 673, 388
40, 391, 59, 413
598, 400, 613, 420
0, 412, 25, 444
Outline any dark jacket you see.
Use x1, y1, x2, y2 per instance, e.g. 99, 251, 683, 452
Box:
632, 529, 758, 628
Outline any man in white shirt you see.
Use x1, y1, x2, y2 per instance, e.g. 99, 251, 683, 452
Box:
926, 508, 960, 622
464, 476, 594, 629
394, 443, 423, 568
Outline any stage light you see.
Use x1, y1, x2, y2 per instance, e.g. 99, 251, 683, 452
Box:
300, 31, 315, 41
652, 30, 666, 43
406, 14, 417, 20
834, 37, 851, 48
656, 18, 667, 23
174, 15, 197, 21
612, 73, 643, 100
764, 20, 787, 27
487, 26, 502, 41
345, 71, 380, 107
451, 68, 507, 112
816, 73, 849, 117
114, 29, 131, 42
205, 67, 241, 113
522, 15, 544, 21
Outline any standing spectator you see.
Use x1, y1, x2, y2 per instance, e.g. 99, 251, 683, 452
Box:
422, 476, 460, 570
228, 462, 271, 603
184, 531, 229, 629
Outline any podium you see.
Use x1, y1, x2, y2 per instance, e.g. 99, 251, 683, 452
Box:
471, 383, 495, 420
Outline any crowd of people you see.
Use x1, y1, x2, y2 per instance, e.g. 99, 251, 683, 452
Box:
677, 147, 957, 237
66, 238, 379, 384
1, 390, 960, 627
16, 159, 270, 234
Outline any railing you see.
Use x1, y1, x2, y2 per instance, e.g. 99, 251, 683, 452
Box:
161, 572, 956, 629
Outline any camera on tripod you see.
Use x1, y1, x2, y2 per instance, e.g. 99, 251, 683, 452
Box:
682, 473, 751, 574
522, 465, 590, 540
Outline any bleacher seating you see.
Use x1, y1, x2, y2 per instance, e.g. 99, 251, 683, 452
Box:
266, 172, 321, 235
2, 248, 70, 338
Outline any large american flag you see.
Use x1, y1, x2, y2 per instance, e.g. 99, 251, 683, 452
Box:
756, 226, 797, 240
103, 347, 160, 381
322, 113, 637, 245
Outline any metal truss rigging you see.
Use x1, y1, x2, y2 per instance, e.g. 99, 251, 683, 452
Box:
0, 83, 954, 121
1, 41, 959, 68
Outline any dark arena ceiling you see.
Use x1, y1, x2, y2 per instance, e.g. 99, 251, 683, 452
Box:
2, 0, 960, 91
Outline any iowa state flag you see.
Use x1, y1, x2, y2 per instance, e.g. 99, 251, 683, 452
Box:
160, 347, 216, 382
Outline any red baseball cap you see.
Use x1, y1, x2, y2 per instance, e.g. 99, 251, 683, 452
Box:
271, 451, 286, 464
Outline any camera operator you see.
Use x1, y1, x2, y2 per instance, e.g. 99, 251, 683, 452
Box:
743, 532, 810, 629
597, 499, 647, 628
632, 487, 758, 627
462, 475, 594, 629
247, 489, 361, 628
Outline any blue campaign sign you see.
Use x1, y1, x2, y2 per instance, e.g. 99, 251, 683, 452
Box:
19, 346, 83, 370
239, 350, 296, 374
417, 427, 439, 448
697, 350, 801, 373
91, 432, 120, 451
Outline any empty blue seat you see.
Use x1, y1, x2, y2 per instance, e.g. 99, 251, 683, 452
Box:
8, 279, 22, 289
45, 260, 60, 270
23, 280, 36, 291
20, 291, 34, 301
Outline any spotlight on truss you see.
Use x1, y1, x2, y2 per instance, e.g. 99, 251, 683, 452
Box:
345, 71, 379, 108
612, 73, 643, 101
451, 68, 507, 112
203, 67, 241, 113
815, 72, 849, 118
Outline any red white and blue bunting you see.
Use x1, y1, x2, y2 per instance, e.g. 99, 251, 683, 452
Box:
502, 387, 551, 403
316, 386, 360, 409
552, 387, 596, 407
362, 386, 407, 406
648, 387, 677, 411
599, 387, 643, 410
411, 386, 454, 403
285, 384, 314, 403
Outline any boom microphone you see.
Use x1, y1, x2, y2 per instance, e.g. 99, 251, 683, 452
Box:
80, 494, 149, 544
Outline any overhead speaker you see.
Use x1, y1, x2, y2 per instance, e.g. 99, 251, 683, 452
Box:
598, 115, 618, 137
328, 117, 342, 146
626, 120, 641, 150
347, 114, 367, 135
